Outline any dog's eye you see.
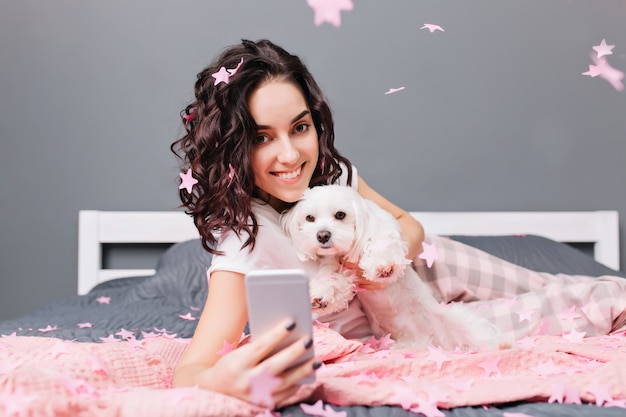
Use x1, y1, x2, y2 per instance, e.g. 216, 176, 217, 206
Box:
334, 211, 346, 220
305, 215, 315, 222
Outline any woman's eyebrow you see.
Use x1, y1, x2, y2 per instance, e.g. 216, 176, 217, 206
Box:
256, 110, 310, 130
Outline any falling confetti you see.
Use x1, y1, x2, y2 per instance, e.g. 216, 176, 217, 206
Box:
307, 0, 354, 27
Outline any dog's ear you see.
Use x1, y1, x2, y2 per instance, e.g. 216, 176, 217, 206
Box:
344, 191, 372, 264
279, 202, 318, 262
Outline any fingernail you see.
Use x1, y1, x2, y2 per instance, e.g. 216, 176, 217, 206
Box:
312, 360, 322, 370
304, 337, 313, 349
285, 321, 296, 331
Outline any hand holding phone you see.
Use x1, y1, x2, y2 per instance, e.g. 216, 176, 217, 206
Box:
245, 269, 316, 384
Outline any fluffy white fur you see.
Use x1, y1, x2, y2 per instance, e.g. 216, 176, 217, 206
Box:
280, 185, 508, 351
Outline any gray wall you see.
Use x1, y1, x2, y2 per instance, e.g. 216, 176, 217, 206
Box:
1, 0, 625, 320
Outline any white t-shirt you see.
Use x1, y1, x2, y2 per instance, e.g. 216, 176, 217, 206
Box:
209, 164, 372, 340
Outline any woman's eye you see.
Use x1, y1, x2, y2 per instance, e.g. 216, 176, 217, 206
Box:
305, 215, 315, 222
335, 211, 346, 220
254, 135, 270, 145
294, 123, 309, 134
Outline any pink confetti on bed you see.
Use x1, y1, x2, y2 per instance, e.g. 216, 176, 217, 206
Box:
3, 325, 626, 415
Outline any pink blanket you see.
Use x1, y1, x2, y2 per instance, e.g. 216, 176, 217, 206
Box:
2, 326, 626, 416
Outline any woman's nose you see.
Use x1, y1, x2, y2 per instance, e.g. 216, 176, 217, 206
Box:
276, 138, 299, 164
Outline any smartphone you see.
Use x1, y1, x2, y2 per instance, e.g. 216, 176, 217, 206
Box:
244, 268, 315, 384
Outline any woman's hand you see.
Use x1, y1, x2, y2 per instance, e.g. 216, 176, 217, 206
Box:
341, 260, 391, 291
192, 318, 319, 407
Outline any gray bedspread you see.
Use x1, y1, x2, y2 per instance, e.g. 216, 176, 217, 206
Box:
1, 235, 624, 417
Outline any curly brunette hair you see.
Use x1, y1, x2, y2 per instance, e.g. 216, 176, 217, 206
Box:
171, 39, 352, 254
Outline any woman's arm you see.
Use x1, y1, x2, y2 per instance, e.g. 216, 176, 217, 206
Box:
356, 176, 424, 259
173, 270, 318, 404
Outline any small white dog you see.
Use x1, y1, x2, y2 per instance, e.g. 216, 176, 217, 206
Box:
280, 184, 507, 351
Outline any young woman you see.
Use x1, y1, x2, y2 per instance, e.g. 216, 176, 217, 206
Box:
170, 38, 626, 406
170, 39, 424, 404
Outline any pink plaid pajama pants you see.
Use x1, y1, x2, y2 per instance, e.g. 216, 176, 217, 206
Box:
413, 235, 626, 341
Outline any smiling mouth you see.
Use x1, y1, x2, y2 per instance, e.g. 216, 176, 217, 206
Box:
273, 164, 303, 180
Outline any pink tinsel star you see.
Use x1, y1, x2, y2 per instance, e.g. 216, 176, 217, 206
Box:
306, 0, 354, 27
477, 356, 501, 377
249, 366, 282, 408
593, 38, 615, 59
418, 241, 438, 268
426, 346, 451, 370
211, 66, 231, 86
558, 306, 581, 323
216, 339, 237, 356
421, 24, 445, 33
179, 168, 198, 194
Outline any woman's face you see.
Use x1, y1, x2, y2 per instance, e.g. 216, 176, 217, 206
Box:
248, 79, 319, 211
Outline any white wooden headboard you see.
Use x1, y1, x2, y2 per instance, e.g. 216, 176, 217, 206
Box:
77, 210, 620, 295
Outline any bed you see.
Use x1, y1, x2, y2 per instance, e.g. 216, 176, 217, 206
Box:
1, 209, 625, 417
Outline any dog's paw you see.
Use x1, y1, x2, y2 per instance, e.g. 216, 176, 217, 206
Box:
375, 264, 396, 279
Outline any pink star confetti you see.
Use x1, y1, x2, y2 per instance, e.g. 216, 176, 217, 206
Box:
561, 329, 586, 343
211, 66, 231, 86
410, 401, 445, 417
182, 108, 197, 122
179, 168, 198, 194
421, 24, 445, 33
300, 399, 326, 415
503, 413, 535, 417
178, 312, 196, 321
593, 38, 615, 59
95, 296, 111, 304
227, 163, 236, 187
477, 355, 501, 377
418, 241, 438, 268
548, 382, 581, 404
321, 405, 347, 417
249, 366, 282, 408
377, 333, 395, 350
38, 325, 59, 333
583, 52, 625, 92
389, 386, 420, 409
426, 346, 451, 370
216, 339, 237, 356
99, 334, 120, 343
77, 322, 93, 328
530, 359, 563, 377
0, 387, 37, 416
115, 328, 135, 340
353, 371, 381, 385
307, 0, 354, 27
385, 87, 405, 95
586, 380, 614, 406
227, 57, 244, 77
581, 301, 598, 315
515, 307, 535, 323
558, 305, 581, 323
212, 58, 245, 86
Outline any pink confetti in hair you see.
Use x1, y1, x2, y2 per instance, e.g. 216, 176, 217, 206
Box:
227, 57, 244, 77
183, 108, 197, 122
227, 163, 236, 187
212, 58, 245, 86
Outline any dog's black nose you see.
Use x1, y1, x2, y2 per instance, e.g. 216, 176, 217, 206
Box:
317, 230, 331, 244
